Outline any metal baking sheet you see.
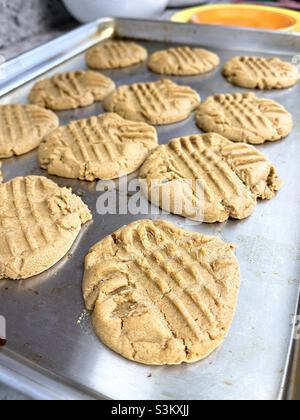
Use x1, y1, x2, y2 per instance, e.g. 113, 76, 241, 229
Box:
0, 18, 300, 400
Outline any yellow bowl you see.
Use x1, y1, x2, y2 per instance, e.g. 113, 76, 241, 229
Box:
172, 4, 300, 32
191, 6, 297, 31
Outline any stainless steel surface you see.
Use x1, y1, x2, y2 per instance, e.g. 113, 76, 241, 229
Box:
280, 294, 300, 400
0, 18, 300, 400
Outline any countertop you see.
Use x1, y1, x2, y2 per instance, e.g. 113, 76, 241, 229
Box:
0, 24, 77, 61
0, 383, 30, 400
0, 10, 176, 61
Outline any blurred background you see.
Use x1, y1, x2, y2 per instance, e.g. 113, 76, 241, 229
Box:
0, 0, 75, 58
2, 0, 300, 59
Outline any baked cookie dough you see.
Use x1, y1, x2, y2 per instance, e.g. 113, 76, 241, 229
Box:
39, 113, 158, 181
104, 79, 200, 125
139, 134, 282, 223
223, 56, 300, 90
0, 104, 59, 158
86, 41, 148, 70
29, 71, 115, 111
149, 46, 220, 76
0, 176, 92, 280
83, 219, 240, 365
196, 93, 293, 145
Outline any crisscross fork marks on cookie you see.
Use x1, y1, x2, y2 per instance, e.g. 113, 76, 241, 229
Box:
104, 80, 200, 125
39, 113, 158, 181
0, 176, 92, 280
149, 47, 219, 76
119, 223, 231, 330
178, 138, 242, 196
105, 42, 125, 63
140, 134, 282, 223
216, 94, 270, 132
29, 71, 115, 111
196, 93, 293, 144
86, 41, 147, 70
219, 141, 283, 198
130, 83, 169, 116
168, 48, 203, 73
223, 56, 300, 89
241, 57, 273, 79
170, 48, 192, 68
4, 105, 27, 139
223, 144, 267, 169
0, 104, 58, 158
2, 178, 53, 254
223, 144, 265, 160
71, 122, 117, 163
167, 138, 249, 203
53, 72, 83, 99
83, 220, 240, 365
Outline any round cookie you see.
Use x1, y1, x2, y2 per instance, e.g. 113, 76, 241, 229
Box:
196, 92, 293, 145
104, 79, 200, 125
0, 104, 59, 158
39, 113, 158, 181
139, 134, 282, 223
83, 219, 240, 365
149, 46, 220, 76
223, 56, 300, 90
29, 71, 115, 111
0, 176, 92, 280
86, 41, 148, 70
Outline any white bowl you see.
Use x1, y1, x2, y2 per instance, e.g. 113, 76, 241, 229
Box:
63, 0, 168, 23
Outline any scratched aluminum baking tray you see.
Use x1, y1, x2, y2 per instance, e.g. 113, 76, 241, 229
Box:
0, 18, 300, 400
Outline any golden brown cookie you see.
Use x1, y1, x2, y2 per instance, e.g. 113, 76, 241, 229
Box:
29, 71, 115, 111
86, 40, 148, 70
104, 79, 200, 125
38, 113, 158, 181
196, 93, 293, 144
83, 219, 240, 365
223, 56, 300, 90
139, 134, 282, 223
0, 176, 92, 280
149, 46, 220, 76
0, 104, 59, 158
